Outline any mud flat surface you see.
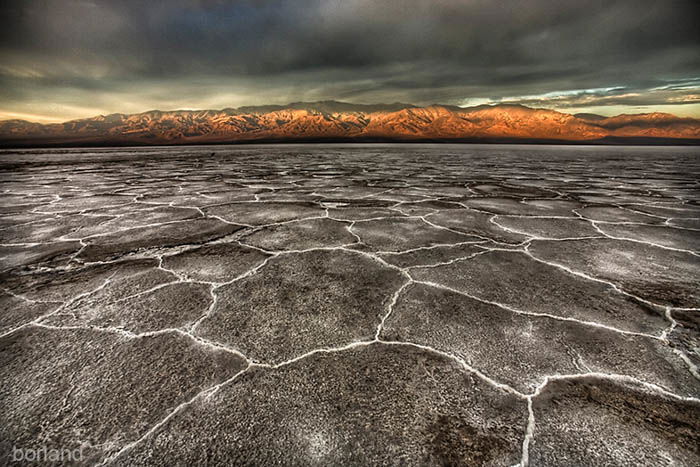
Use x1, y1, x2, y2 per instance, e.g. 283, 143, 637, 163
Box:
1, 144, 699, 465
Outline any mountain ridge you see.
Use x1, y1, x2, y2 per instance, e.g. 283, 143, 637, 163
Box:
2, 101, 699, 147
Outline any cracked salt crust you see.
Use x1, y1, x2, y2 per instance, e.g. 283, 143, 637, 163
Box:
0, 145, 699, 465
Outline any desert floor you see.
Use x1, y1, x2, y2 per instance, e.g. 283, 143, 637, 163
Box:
1, 144, 698, 465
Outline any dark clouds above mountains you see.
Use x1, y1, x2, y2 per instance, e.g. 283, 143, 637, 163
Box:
1, 0, 698, 121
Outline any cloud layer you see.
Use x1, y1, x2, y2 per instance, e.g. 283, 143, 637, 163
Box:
1, 0, 699, 121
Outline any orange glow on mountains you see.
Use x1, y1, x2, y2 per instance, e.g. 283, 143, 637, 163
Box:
1, 103, 698, 147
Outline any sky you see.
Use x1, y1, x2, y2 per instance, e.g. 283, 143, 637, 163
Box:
0, 0, 699, 123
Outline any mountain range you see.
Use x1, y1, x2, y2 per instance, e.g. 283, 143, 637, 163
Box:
1, 101, 699, 147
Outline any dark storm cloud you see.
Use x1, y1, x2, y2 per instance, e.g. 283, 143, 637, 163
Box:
0, 0, 699, 120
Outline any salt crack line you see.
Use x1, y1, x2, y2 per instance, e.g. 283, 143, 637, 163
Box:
490, 215, 605, 242
404, 249, 492, 269
379, 340, 525, 397
515, 397, 535, 467
0, 287, 59, 304
345, 220, 364, 244
420, 215, 483, 239
412, 279, 663, 340
422, 211, 529, 246
98, 365, 253, 466
249, 337, 525, 398
349, 214, 426, 223
532, 372, 700, 403
516, 371, 700, 467
374, 278, 412, 340
521, 245, 681, 314
59, 218, 200, 241
235, 214, 332, 235
30, 322, 252, 363
189, 254, 276, 332
591, 221, 700, 256
255, 340, 376, 371
659, 307, 677, 343
376, 239, 488, 256
111, 280, 187, 304
0, 273, 118, 340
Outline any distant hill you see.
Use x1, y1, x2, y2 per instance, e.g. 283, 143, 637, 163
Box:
1, 101, 698, 147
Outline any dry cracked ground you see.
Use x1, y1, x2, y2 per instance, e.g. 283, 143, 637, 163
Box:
0, 144, 699, 466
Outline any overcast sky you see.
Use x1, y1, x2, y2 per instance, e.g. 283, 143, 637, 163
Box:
1, 0, 698, 122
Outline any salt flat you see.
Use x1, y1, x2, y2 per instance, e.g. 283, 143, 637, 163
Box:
1, 144, 699, 466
